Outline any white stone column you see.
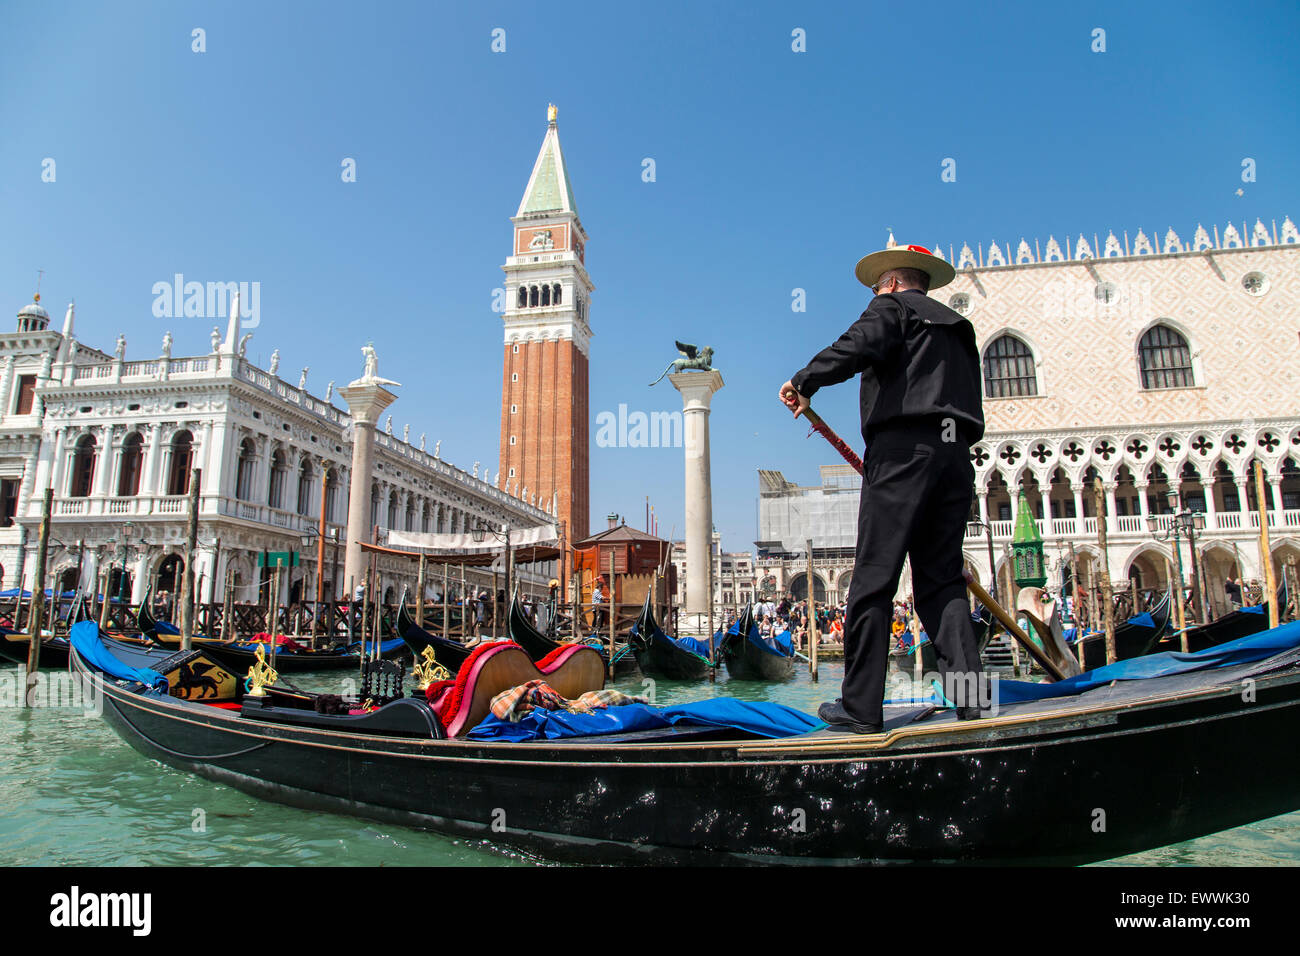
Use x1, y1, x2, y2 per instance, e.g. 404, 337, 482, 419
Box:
669, 369, 724, 618
339, 381, 398, 593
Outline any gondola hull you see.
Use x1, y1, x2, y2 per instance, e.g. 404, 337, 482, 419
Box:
724, 629, 797, 681
74, 633, 1300, 865
631, 631, 714, 680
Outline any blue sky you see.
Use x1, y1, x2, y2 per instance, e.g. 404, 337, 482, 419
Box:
2, 0, 1297, 551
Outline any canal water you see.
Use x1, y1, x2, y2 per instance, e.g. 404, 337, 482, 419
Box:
1, 657, 1296, 866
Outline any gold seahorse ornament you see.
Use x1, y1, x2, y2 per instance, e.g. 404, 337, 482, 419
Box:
245, 643, 279, 697
412, 645, 450, 691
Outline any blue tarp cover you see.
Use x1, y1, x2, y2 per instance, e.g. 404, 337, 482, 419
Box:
70, 621, 168, 690
997, 621, 1300, 704
467, 697, 824, 742
747, 626, 795, 657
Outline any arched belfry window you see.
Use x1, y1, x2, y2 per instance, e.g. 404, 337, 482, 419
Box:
552, 283, 562, 306
541, 284, 551, 306
1138, 324, 1194, 389
982, 334, 1038, 398
517, 286, 527, 308
529, 286, 539, 308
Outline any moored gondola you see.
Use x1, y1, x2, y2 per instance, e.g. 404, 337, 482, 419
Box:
72, 612, 1300, 865
508, 592, 639, 677
724, 604, 796, 681
137, 590, 409, 673
1075, 588, 1172, 670
395, 594, 474, 674
628, 591, 730, 680
1162, 579, 1289, 654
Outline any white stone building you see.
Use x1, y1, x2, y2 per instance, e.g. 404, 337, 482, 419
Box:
760, 218, 1300, 619
0, 293, 554, 613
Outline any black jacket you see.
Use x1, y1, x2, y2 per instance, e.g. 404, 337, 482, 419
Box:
790, 289, 985, 445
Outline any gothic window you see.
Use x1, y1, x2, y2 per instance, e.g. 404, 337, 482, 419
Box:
405, 496, 416, 531
422, 501, 431, 533
118, 432, 144, 497
370, 485, 381, 529
69, 434, 97, 498
387, 490, 398, 530
541, 284, 551, 306
268, 449, 287, 509
517, 286, 527, 308
553, 283, 562, 306
982, 335, 1038, 398
167, 430, 193, 496
1138, 324, 1194, 389
296, 458, 314, 516
236, 439, 257, 501
529, 286, 539, 308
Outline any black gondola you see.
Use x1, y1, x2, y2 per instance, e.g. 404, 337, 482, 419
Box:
72, 614, 1300, 865
1075, 588, 1173, 670
507, 593, 639, 677
628, 592, 730, 680
1163, 580, 1289, 654
137, 593, 409, 673
724, 604, 796, 681
0, 592, 153, 668
395, 598, 474, 673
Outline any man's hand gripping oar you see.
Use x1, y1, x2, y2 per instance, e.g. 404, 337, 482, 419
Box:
778, 384, 1068, 682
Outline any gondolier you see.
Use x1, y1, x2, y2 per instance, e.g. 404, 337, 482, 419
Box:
780, 243, 986, 733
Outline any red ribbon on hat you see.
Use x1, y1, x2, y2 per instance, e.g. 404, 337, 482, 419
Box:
903, 244, 932, 255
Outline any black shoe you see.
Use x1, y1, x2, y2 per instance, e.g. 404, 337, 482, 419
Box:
817, 700, 882, 735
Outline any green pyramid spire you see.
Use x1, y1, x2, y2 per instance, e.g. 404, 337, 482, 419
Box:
517, 110, 579, 218
1011, 490, 1047, 588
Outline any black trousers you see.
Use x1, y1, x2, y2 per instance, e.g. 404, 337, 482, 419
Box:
841, 424, 984, 725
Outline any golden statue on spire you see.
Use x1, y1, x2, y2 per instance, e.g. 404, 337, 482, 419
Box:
547, 103, 557, 124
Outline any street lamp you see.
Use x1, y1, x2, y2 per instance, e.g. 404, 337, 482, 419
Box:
1146, 489, 1207, 634
967, 518, 1000, 606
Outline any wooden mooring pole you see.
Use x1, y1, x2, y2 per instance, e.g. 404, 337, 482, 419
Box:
179, 467, 201, 651
1255, 460, 1279, 629
1093, 478, 1116, 665
24, 488, 53, 707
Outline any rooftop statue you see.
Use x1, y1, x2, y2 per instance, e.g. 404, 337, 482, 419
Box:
649, 341, 715, 386
354, 344, 400, 388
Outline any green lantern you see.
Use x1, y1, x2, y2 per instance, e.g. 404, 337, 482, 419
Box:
1011, 490, 1047, 589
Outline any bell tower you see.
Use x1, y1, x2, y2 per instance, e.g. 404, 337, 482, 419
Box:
499, 105, 592, 541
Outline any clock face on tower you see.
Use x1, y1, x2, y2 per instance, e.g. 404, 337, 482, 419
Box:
516, 224, 570, 256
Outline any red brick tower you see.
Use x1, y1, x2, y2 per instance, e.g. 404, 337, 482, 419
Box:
499, 105, 592, 541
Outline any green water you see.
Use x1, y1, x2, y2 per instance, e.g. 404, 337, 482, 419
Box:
1, 659, 1296, 866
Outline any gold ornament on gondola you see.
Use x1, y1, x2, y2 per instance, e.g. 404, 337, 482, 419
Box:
245, 643, 279, 697
411, 645, 450, 691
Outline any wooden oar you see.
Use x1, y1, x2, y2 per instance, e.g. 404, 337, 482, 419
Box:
789, 400, 1068, 682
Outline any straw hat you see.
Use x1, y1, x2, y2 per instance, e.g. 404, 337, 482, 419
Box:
854, 243, 955, 291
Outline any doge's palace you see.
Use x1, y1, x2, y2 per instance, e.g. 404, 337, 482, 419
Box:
932, 217, 1300, 618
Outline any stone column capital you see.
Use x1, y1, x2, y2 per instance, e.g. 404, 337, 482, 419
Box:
338, 382, 398, 427
668, 369, 724, 412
